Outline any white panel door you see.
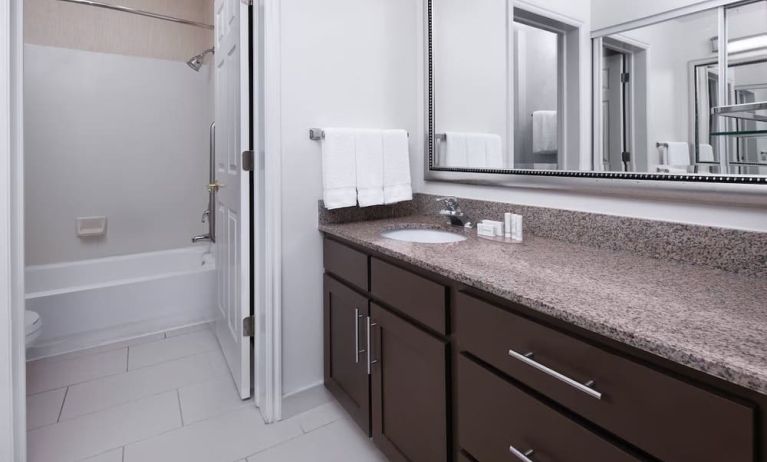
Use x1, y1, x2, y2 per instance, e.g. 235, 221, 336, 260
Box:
214, 0, 251, 400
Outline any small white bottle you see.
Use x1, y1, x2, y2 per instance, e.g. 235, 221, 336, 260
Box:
513, 214, 524, 242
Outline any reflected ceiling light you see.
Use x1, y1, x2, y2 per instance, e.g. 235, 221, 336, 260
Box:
711, 33, 767, 54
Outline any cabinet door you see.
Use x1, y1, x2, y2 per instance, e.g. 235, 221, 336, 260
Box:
370, 303, 448, 462
324, 275, 370, 434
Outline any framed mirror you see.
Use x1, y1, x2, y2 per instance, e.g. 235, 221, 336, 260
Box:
424, 0, 767, 185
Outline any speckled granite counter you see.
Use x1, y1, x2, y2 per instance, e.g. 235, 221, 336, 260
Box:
320, 215, 767, 395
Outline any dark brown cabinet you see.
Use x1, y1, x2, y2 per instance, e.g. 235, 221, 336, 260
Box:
323, 275, 370, 434
370, 302, 448, 462
323, 236, 764, 462
458, 355, 641, 462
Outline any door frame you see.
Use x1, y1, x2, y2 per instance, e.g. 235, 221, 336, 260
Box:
0, 0, 285, 457
592, 35, 648, 172
1, 0, 26, 460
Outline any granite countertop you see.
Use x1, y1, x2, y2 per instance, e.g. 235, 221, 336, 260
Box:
320, 215, 767, 396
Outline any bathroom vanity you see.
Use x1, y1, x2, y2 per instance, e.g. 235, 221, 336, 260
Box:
320, 213, 767, 462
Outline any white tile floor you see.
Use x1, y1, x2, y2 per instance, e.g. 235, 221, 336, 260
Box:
26, 325, 387, 462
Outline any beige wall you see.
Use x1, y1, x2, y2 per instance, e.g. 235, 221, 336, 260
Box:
25, 0, 213, 61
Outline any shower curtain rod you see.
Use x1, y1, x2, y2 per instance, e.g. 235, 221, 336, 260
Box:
56, 0, 214, 30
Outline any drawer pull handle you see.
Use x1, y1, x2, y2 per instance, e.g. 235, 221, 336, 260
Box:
508, 350, 603, 400
509, 446, 535, 462
367, 317, 378, 375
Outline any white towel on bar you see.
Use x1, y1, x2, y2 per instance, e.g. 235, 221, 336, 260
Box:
444, 132, 503, 168
698, 143, 715, 163
445, 132, 468, 167
382, 129, 412, 205
532, 110, 558, 154
662, 142, 691, 166
321, 128, 357, 210
354, 129, 385, 207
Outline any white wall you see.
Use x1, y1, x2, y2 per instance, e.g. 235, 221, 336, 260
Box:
592, 0, 736, 31
24, 45, 213, 265
433, 0, 509, 165
279, 0, 418, 396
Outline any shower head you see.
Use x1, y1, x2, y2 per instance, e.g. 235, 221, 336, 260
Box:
186, 48, 215, 72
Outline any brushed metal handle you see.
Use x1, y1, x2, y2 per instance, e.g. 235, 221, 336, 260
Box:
509, 446, 535, 462
366, 317, 378, 375
508, 349, 602, 400
354, 309, 365, 364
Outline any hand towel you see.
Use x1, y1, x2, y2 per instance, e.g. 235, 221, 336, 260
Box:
466, 134, 488, 169
382, 129, 412, 204
698, 143, 715, 163
532, 110, 558, 154
445, 132, 468, 167
485, 134, 503, 168
354, 129, 385, 207
321, 128, 357, 210
662, 142, 691, 166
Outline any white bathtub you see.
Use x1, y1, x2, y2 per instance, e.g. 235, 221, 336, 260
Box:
25, 246, 216, 359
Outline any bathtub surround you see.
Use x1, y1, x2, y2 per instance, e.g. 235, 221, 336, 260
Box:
25, 247, 216, 359
319, 194, 767, 277
24, 44, 213, 265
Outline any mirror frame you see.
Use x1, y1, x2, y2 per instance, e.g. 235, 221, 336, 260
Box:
423, 0, 767, 188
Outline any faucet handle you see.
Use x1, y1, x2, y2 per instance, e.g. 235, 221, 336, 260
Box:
435, 196, 459, 210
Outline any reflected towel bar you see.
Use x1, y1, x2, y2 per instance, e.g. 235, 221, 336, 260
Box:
309, 128, 409, 141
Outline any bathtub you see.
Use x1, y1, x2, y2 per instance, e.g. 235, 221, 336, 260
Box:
25, 246, 216, 359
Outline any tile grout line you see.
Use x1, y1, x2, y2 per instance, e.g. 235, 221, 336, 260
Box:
57, 386, 70, 423
122, 446, 125, 462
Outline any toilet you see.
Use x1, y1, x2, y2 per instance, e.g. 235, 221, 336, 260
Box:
25, 310, 42, 348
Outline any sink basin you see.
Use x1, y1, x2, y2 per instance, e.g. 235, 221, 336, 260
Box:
381, 228, 467, 244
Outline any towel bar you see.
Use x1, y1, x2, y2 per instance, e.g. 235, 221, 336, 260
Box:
309, 128, 409, 141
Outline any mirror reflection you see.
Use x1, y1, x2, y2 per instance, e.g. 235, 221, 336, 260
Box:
427, 0, 767, 180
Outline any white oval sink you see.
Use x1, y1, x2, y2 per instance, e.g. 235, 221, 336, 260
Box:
381, 228, 467, 244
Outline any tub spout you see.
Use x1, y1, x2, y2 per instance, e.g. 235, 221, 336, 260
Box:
192, 234, 212, 243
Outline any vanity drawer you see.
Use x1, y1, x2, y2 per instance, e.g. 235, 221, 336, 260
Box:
323, 238, 369, 291
456, 292, 755, 462
458, 355, 641, 462
371, 258, 447, 334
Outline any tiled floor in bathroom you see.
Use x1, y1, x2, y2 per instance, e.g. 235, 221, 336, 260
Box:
26, 325, 387, 462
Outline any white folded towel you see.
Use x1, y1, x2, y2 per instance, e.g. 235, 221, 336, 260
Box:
466, 134, 487, 169
698, 143, 715, 163
532, 110, 558, 154
382, 130, 412, 205
661, 142, 691, 166
444, 132, 503, 168
354, 129, 385, 207
322, 128, 357, 210
445, 132, 468, 167
485, 134, 503, 168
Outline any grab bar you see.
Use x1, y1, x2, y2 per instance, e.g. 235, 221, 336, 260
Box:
192, 122, 216, 244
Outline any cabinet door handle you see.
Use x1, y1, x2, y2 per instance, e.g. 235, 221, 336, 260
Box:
509, 446, 535, 462
354, 309, 366, 364
508, 349, 602, 400
366, 316, 378, 375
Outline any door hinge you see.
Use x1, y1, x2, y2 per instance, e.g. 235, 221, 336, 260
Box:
242, 150, 255, 171
241, 0, 254, 5
243, 316, 255, 337
621, 151, 631, 162
620, 72, 630, 83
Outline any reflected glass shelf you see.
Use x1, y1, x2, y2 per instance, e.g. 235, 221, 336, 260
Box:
710, 129, 767, 137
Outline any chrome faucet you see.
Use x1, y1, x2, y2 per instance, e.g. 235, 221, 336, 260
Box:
437, 197, 473, 228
